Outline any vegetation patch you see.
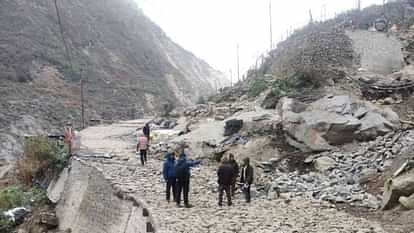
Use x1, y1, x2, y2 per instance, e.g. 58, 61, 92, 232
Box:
248, 79, 269, 98
17, 136, 68, 186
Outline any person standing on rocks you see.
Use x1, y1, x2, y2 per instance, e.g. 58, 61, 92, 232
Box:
229, 153, 239, 196
240, 157, 254, 203
174, 147, 201, 208
217, 157, 234, 206
163, 151, 177, 203
136, 132, 149, 165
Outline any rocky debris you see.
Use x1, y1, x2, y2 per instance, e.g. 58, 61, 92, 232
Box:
151, 118, 178, 130
224, 119, 243, 136
278, 95, 400, 152
38, 212, 59, 229
75, 120, 391, 233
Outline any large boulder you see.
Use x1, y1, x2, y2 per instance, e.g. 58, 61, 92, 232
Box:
278, 95, 400, 152
382, 170, 414, 210
224, 119, 243, 136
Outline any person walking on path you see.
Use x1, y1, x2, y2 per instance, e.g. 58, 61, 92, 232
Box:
240, 157, 254, 203
163, 151, 176, 203
174, 148, 201, 208
64, 122, 75, 157
136, 133, 149, 165
229, 153, 239, 196
143, 122, 151, 141
217, 157, 234, 206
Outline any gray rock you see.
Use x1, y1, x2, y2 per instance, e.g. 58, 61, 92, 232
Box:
399, 193, 414, 210
314, 156, 336, 172
382, 170, 414, 210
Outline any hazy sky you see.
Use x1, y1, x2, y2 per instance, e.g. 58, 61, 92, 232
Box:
135, 0, 384, 80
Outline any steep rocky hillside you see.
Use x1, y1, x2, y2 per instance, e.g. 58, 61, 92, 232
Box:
0, 0, 227, 175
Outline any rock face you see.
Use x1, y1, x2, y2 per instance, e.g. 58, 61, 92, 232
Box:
278, 95, 400, 152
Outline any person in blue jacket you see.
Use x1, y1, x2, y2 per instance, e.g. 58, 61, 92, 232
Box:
163, 152, 176, 203
174, 148, 201, 208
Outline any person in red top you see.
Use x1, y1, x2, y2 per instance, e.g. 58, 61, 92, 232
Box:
64, 122, 75, 157
136, 132, 149, 165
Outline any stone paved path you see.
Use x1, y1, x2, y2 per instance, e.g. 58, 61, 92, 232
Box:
78, 120, 389, 233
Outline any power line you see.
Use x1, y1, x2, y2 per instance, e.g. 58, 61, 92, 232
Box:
53, 0, 72, 68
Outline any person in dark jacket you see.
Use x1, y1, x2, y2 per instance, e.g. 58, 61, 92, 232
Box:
163, 152, 176, 203
240, 157, 254, 203
217, 157, 234, 206
228, 153, 239, 196
174, 150, 201, 208
143, 123, 150, 140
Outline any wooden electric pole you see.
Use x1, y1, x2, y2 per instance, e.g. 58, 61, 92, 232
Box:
237, 43, 240, 82
229, 69, 233, 88
80, 68, 85, 129
269, 0, 273, 50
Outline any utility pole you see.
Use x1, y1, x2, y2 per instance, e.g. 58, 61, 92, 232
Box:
269, 0, 273, 50
229, 69, 233, 89
237, 43, 240, 82
358, 0, 361, 11
309, 9, 314, 24
80, 68, 85, 129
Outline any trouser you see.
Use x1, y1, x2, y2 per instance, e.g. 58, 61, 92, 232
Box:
242, 184, 251, 203
166, 177, 177, 202
176, 176, 190, 205
140, 150, 147, 165
231, 178, 237, 196
218, 184, 232, 206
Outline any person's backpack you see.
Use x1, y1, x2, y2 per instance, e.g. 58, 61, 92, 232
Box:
174, 162, 187, 178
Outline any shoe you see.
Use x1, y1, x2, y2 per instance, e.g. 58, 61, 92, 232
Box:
218, 203, 222, 207
228, 202, 233, 206
184, 204, 193, 208
176, 203, 182, 208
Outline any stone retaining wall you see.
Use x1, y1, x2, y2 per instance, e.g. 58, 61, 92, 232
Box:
54, 159, 156, 233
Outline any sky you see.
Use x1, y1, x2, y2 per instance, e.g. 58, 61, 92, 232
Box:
134, 0, 385, 81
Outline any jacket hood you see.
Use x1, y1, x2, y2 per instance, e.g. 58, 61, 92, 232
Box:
165, 153, 174, 161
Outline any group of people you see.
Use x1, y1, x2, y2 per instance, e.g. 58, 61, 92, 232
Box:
137, 122, 255, 208
162, 150, 254, 208
217, 154, 254, 206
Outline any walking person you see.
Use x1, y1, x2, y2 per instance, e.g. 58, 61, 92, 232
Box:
136, 133, 149, 165
64, 122, 75, 157
143, 122, 151, 140
163, 151, 177, 203
217, 157, 234, 206
240, 157, 254, 203
228, 153, 239, 196
174, 147, 201, 208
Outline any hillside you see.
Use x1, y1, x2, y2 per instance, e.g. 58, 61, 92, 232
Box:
0, 0, 227, 175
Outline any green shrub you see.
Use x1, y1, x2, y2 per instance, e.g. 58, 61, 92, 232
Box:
248, 79, 268, 97
271, 72, 317, 98
196, 96, 206, 105
0, 214, 13, 233
0, 186, 47, 210
17, 136, 68, 186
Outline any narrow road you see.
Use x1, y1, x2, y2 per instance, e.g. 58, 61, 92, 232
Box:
78, 120, 388, 233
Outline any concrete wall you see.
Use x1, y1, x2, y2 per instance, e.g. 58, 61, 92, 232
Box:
54, 159, 154, 233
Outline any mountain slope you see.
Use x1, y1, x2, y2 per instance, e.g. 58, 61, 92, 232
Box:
0, 0, 227, 174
